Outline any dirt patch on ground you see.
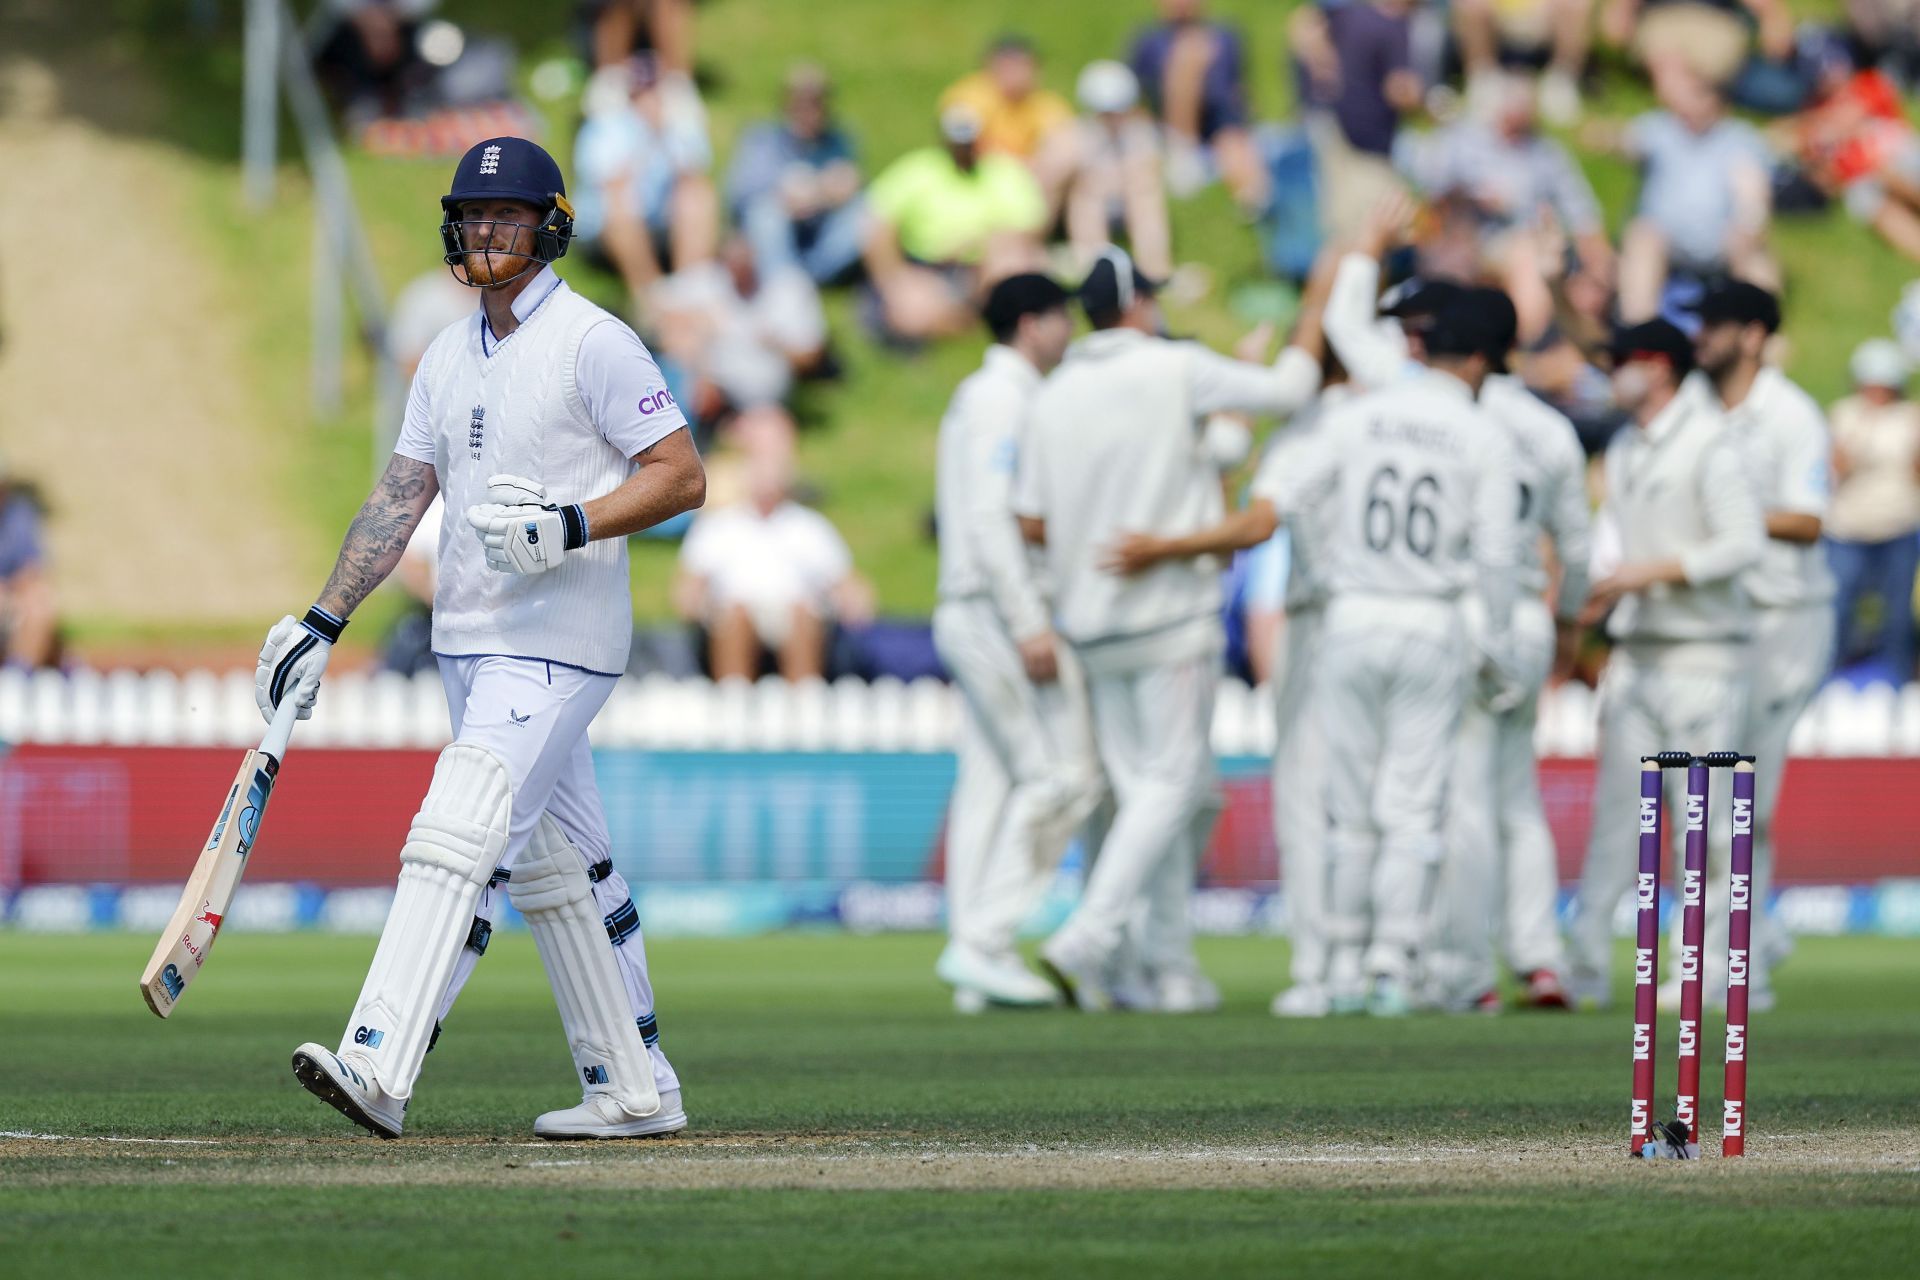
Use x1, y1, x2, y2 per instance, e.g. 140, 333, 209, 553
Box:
5, 1128, 1916, 1192
0, 33, 307, 628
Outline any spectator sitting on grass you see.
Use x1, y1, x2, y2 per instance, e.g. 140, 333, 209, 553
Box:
861, 105, 1047, 345
1128, 0, 1268, 212
0, 451, 57, 671
673, 416, 874, 681
1781, 35, 1920, 264
726, 63, 866, 287
649, 236, 830, 424
1452, 0, 1595, 125
1826, 338, 1920, 679
1061, 60, 1172, 279
941, 34, 1078, 207
572, 53, 719, 305
1290, 0, 1423, 235
1600, 0, 1807, 114
1397, 73, 1613, 340
1597, 60, 1776, 322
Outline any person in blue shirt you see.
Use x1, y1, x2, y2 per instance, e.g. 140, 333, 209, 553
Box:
726, 64, 867, 286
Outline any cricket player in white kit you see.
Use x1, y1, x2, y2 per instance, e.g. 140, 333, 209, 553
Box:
256, 138, 706, 1139
1690, 283, 1833, 1009
1015, 249, 1321, 1009
1279, 290, 1521, 1015
933, 273, 1104, 1010
1569, 321, 1762, 1007
1320, 239, 1588, 1010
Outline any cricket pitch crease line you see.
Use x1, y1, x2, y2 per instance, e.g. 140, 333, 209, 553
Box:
0, 1131, 219, 1146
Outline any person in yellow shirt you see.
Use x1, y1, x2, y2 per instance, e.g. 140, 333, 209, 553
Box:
861, 105, 1048, 343
942, 35, 1080, 218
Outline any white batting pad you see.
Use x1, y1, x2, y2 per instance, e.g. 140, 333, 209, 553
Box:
510, 815, 661, 1119
339, 744, 512, 1100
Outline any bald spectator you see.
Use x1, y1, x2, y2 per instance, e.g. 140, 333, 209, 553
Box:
862, 106, 1047, 344
0, 452, 56, 670
673, 418, 874, 680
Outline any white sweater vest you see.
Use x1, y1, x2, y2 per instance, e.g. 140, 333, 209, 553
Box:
424, 285, 635, 674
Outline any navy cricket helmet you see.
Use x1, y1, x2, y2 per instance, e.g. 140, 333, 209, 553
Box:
439, 136, 574, 286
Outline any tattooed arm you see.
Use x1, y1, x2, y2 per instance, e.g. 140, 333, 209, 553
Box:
315, 454, 440, 618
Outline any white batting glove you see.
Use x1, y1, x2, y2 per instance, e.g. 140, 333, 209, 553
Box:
254, 606, 346, 723
465, 473, 589, 575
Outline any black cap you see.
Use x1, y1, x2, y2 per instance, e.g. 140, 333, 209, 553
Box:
1610, 319, 1697, 378
442, 136, 568, 210
1696, 281, 1781, 334
1078, 248, 1158, 323
1423, 287, 1517, 372
983, 272, 1071, 338
1382, 277, 1467, 332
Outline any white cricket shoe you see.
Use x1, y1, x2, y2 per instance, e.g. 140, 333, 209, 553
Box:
1365, 975, 1415, 1018
1038, 934, 1113, 1011
1271, 985, 1332, 1018
535, 1088, 688, 1140
953, 987, 989, 1015
1152, 970, 1221, 1014
291, 1043, 405, 1139
935, 942, 1059, 1007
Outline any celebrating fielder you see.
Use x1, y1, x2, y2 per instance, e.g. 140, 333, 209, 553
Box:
256, 138, 705, 1139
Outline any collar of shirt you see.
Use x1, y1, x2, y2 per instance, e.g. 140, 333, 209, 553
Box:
479, 266, 566, 356
1414, 365, 1476, 403
981, 343, 1043, 391
1068, 328, 1151, 361
1718, 365, 1790, 427
1640, 381, 1704, 445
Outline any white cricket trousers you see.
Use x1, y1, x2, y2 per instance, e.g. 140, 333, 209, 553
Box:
1569, 644, 1749, 1003
1316, 597, 1469, 984
1271, 604, 1329, 989
933, 600, 1104, 957
1722, 602, 1830, 999
1056, 650, 1221, 966
1432, 597, 1566, 1004
430, 655, 679, 1096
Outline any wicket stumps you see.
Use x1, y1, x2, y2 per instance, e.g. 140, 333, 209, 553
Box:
1629, 751, 1757, 1160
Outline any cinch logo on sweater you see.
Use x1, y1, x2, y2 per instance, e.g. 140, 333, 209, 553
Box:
638, 389, 677, 415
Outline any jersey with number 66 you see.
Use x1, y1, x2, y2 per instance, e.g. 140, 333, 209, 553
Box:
1270, 369, 1519, 614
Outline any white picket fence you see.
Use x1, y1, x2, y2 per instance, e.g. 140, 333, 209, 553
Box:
2, 668, 1919, 756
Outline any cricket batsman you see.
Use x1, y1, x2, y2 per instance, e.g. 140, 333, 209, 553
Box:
255, 138, 706, 1138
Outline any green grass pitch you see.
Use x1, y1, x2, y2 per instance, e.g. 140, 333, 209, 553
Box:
2, 931, 1915, 1277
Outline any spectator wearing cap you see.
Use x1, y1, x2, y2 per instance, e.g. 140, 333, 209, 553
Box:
1827, 338, 1920, 680
1013, 248, 1323, 1010
1569, 318, 1763, 1009
572, 52, 719, 303
726, 64, 866, 287
1397, 71, 1613, 341
672, 419, 872, 681
1061, 60, 1172, 279
1127, 0, 1268, 211
0, 451, 57, 670
933, 272, 1104, 1011
861, 107, 1048, 344
1605, 60, 1776, 323
1692, 281, 1831, 1006
1291, 0, 1423, 234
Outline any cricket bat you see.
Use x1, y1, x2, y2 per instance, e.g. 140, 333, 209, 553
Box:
139, 692, 304, 1018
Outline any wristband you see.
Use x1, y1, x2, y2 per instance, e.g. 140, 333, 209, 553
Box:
558, 503, 589, 551
301, 605, 348, 644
